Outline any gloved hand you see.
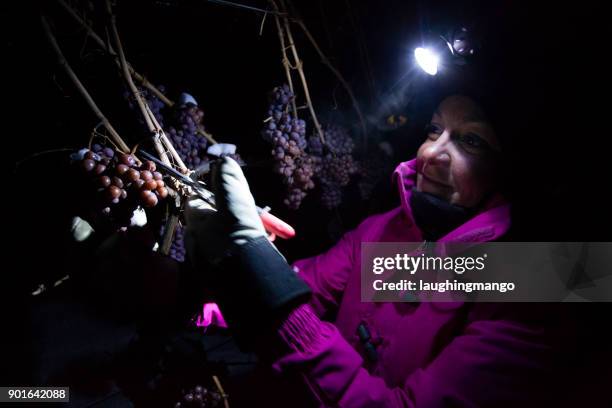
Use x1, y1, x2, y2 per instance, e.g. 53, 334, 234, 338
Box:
184, 156, 266, 267
184, 157, 311, 340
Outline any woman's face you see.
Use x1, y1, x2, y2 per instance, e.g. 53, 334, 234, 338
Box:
416, 95, 501, 208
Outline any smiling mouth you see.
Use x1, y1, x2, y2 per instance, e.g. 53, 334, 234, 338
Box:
421, 173, 451, 189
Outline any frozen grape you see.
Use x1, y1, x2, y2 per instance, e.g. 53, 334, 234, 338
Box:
357, 146, 393, 200
142, 160, 156, 172
126, 168, 140, 182
157, 186, 168, 198
98, 176, 111, 188
84, 151, 98, 161
119, 153, 136, 166
140, 190, 158, 207
116, 164, 129, 174
307, 124, 359, 209
72, 146, 167, 227
143, 179, 158, 190
159, 94, 210, 170
262, 84, 314, 209
82, 159, 95, 172
112, 176, 124, 188
173, 384, 221, 408
94, 164, 106, 175
133, 178, 145, 189
107, 185, 121, 199
140, 170, 153, 181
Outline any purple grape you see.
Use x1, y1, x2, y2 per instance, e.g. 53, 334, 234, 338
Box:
262, 84, 316, 209
356, 145, 394, 200
160, 224, 186, 262
103, 147, 115, 158
307, 124, 359, 209
124, 86, 166, 127
72, 146, 166, 229
163, 100, 209, 169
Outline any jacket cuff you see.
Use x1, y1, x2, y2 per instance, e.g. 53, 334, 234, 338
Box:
222, 236, 311, 317
278, 303, 331, 354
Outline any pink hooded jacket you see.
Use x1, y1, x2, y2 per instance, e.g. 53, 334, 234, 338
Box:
270, 158, 573, 407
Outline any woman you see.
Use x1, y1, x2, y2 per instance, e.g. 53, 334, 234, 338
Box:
185, 94, 573, 407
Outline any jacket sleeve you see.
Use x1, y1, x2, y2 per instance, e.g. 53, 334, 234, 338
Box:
273, 303, 569, 408
291, 228, 358, 319
193, 213, 373, 330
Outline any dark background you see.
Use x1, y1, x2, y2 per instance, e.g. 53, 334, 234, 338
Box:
4, 0, 611, 252
2, 0, 611, 406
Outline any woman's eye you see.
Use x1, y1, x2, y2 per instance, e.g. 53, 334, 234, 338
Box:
462, 133, 483, 147
455, 132, 493, 153
425, 124, 443, 140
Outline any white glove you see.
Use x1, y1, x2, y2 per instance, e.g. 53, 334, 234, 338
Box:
184, 157, 266, 266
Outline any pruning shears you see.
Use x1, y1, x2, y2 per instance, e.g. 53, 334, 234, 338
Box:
137, 150, 296, 240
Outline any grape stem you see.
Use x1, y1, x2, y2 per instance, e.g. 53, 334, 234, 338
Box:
54, 0, 174, 107
142, 102, 189, 171
270, 0, 325, 144
271, 8, 298, 118
160, 213, 179, 256
40, 15, 131, 154
105, 0, 192, 179
105, 0, 184, 252
105, 0, 168, 161
197, 128, 219, 145
207, 0, 284, 16
212, 375, 230, 408
290, 9, 369, 149
55, 0, 221, 147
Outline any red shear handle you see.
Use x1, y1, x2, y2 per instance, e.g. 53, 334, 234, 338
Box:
258, 210, 296, 239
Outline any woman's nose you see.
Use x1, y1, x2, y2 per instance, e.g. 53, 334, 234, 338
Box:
424, 132, 451, 166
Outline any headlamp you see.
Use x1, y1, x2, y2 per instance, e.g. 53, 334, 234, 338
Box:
414, 27, 476, 75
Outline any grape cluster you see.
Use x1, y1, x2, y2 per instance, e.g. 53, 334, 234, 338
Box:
124, 87, 209, 171
124, 86, 167, 128
124, 89, 230, 260
160, 223, 186, 263
174, 384, 223, 408
262, 85, 316, 209
74, 144, 168, 222
320, 184, 342, 209
162, 102, 211, 261
146, 86, 167, 127
323, 125, 355, 156
165, 103, 209, 170
357, 148, 393, 200
307, 125, 359, 209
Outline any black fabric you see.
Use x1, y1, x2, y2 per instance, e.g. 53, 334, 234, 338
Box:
213, 237, 311, 347
409, 188, 475, 241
